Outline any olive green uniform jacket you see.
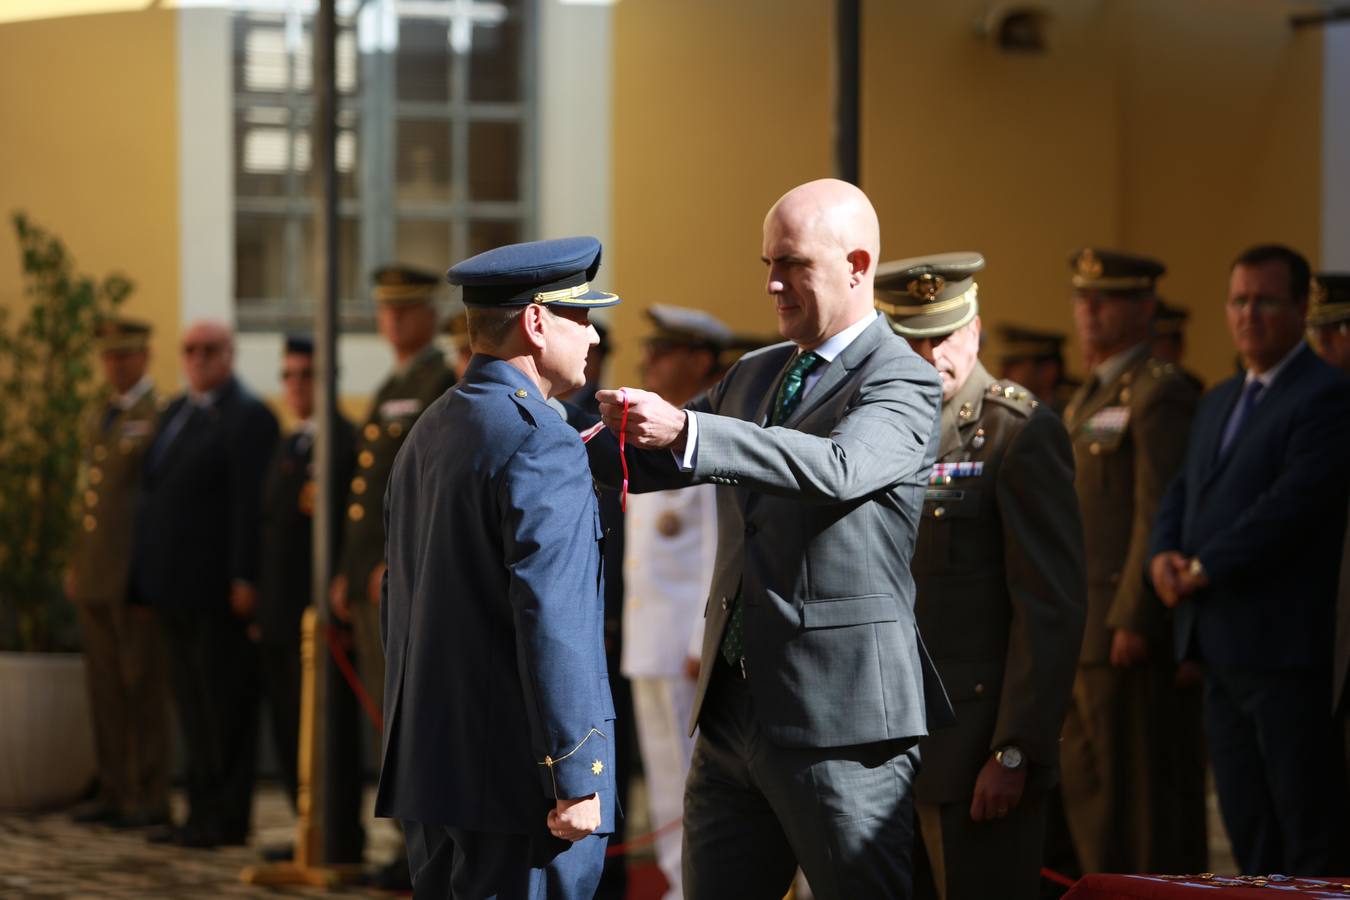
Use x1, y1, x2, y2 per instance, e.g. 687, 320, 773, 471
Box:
67, 381, 172, 819
339, 345, 456, 712
1059, 344, 1206, 874
911, 364, 1086, 899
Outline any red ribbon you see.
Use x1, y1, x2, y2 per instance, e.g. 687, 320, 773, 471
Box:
617, 388, 630, 512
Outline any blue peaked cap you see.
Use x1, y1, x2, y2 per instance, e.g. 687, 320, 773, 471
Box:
447, 236, 621, 309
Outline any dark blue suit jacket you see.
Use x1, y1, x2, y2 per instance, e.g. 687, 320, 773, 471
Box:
1150, 345, 1350, 670
375, 356, 616, 834
131, 376, 279, 610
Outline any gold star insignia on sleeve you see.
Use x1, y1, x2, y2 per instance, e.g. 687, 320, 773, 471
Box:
591, 760, 604, 776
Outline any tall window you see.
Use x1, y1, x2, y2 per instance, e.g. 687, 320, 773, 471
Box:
232, 0, 534, 332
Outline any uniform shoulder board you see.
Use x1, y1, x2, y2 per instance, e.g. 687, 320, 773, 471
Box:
506, 386, 544, 427
984, 381, 1038, 417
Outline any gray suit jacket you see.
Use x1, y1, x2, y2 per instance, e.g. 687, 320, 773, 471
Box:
589, 315, 952, 749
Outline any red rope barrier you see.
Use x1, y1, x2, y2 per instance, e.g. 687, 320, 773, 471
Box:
604, 816, 684, 858
1041, 866, 1077, 888
323, 623, 384, 733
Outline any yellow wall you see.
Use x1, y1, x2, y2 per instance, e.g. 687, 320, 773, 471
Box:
612, 0, 1323, 388
0, 9, 181, 391
610, 0, 833, 382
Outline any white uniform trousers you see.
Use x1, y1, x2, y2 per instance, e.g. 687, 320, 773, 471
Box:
632, 674, 698, 900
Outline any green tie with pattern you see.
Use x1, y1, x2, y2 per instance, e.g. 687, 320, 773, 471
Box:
720, 350, 822, 668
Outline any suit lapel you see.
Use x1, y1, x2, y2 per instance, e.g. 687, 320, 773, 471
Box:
752, 347, 797, 427
784, 316, 885, 429
1200, 346, 1313, 489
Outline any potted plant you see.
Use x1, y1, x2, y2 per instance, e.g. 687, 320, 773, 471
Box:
0, 213, 132, 810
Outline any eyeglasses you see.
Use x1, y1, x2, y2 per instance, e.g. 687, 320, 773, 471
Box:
280, 368, 314, 381
182, 342, 225, 357
1225, 295, 1291, 314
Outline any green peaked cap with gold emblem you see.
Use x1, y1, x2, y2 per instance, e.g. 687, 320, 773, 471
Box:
875, 251, 985, 339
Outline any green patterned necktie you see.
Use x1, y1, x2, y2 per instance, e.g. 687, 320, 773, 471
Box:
720, 350, 822, 668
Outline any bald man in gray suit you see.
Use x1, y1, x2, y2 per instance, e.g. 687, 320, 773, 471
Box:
588, 179, 951, 900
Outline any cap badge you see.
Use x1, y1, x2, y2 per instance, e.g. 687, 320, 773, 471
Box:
1310, 277, 1327, 306
1077, 249, 1103, 280
906, 273, 945, 301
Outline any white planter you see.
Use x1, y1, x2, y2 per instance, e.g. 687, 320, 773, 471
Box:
0, 651, 96, 811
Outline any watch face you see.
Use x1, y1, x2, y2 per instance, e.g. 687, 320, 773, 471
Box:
1000, 747, 1024, 769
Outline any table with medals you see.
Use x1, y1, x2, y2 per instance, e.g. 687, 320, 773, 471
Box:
1064, 873, 1350, 899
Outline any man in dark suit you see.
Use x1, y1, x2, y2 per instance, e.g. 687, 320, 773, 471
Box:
377, 237, 620, 898
591, 178, 949, 900
879, 253, 1087, 900
131, 319, 278, 848
255, 335, 363, 861
1150, 244, 1350, 875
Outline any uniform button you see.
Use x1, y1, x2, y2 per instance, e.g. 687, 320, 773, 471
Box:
93, 445, 108, 462
1120, 388, 1132, 403
348, 503, 365, 522
351, 476, 367, 496
933, 506, 946, 518
88, 467, 103, 485
359, 450, 374, 469
516, 389, 528, 398
974, 682, 985, 695
388, 422, 403, 438
1089, 442, 1101, 455
84, 490, 98, 508
83, 515, 97, 532
720, 597, 729, 610
364, 424, 380, 441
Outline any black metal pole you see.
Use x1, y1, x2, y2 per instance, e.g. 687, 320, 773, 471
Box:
835, 0, 861, 185
311, 0, 338, 859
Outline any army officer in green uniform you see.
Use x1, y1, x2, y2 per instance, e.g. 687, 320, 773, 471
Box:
876, 254, 1086, 900
65, 317, 172, 829
330, 265, 457, 729
1059, 248, 1206, 874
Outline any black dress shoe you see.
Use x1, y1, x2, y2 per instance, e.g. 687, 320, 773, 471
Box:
72, 804, 120, 825
372, 857, 412, 891
177, 824, 221, 850
259, 843, 294, 862
146, 824, 182, 844
110, 811, 171, 830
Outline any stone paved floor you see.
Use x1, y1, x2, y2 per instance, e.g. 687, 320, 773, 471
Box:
0, 774, 1234, 898
0, 786, 404, 898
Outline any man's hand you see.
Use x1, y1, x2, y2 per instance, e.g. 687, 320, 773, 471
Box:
367, 562, 386, 608
596, 388, 688, 452
229, 582, 258, 620
547, 794, 601, 842
970, 757, 1027, 822
329, 574, 351, 623
1109, 629, 1149, 668
1150, 551, 1187, 608
1176, 560, 1210, 598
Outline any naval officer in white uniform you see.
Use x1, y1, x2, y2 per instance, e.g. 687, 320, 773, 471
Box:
621, 304, 732, 900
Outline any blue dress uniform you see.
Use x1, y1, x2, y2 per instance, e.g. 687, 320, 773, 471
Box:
376, 237, 620, 899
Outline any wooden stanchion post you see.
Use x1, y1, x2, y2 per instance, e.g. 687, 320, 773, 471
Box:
241, 609, 360, 887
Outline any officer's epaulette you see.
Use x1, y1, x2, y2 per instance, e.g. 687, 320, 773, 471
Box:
506, 386, 546, 427
984, 381, 1039, 417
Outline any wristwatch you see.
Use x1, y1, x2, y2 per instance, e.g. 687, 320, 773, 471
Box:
994, 745, 1025, 771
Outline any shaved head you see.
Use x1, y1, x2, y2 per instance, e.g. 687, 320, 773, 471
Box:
761, 179, 881, 349
181, 319, 235, 393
